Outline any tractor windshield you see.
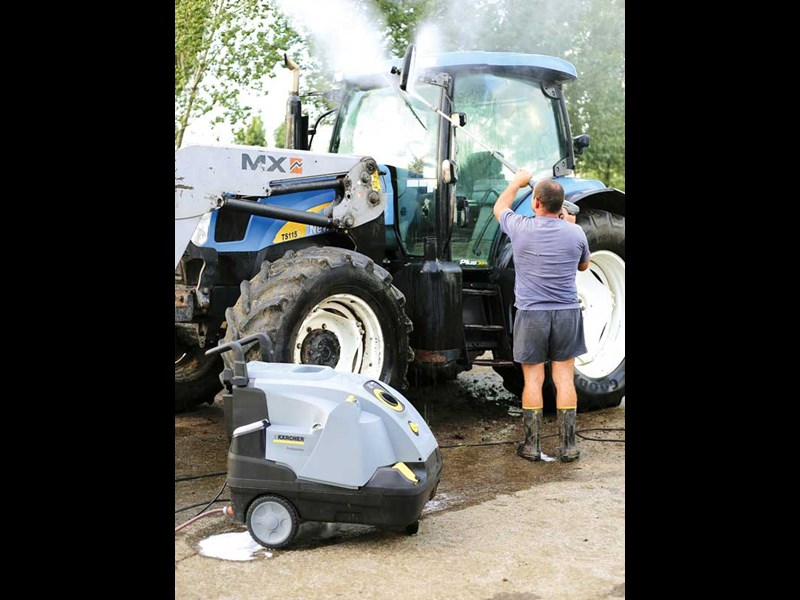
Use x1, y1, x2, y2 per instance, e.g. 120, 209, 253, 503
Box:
332, 70, 566, 263
332, 81, 442, 257
451, 72, 566, 265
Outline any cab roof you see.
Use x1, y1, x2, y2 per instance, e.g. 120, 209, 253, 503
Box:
419, 51, 577, 83
339, 50, 577, 87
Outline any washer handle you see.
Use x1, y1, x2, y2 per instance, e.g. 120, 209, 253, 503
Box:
205, 333, 275, 386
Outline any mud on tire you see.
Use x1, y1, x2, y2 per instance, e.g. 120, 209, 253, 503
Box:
224, 246, 413, 390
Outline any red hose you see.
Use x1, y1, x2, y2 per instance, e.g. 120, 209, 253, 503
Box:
174, 506, 232, 533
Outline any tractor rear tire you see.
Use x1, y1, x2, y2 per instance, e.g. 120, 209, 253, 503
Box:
224, 247, 413, 391
572, 208, 625, 410
175, 342, 223, 413
495, 208, 625, 412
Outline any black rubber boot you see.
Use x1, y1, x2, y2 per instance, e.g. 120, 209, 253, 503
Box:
516, 408, 542, 461
557, 407, 580, 462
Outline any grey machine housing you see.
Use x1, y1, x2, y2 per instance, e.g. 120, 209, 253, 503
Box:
209, 335, 442, 544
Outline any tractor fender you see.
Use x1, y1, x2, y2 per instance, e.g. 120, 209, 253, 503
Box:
567, 187, 625, 217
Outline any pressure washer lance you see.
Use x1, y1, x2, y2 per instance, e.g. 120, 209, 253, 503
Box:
398, 80, 580, 216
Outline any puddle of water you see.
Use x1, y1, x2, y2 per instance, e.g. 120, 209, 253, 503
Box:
422, 492, 464, 515
198, 531, 273, 561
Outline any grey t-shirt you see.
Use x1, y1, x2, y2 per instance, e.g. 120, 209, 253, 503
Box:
500, 209, 590, 310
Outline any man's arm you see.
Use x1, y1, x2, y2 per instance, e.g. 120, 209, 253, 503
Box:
577, 229, 591, 271
493, 169, 532, 221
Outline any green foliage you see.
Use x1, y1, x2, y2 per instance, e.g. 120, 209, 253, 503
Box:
175, 0, 212, 98
174, 0, 298, 147
371, 0, 438, 56
234, 116, 267, 146
561, 1, 625, 190
273, 121, 287, 148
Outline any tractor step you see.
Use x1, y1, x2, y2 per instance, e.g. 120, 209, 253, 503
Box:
472, 359, 515, 367
464, 324, 504, 332
462, 288, 497, 297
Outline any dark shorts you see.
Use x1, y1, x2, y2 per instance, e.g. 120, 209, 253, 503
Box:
512, 308, 587, 364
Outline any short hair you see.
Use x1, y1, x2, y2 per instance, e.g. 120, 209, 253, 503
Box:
533, 178, 564, 214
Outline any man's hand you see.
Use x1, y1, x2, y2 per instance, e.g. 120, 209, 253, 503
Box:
512, 169, 532, 189
494, 169, 532, 222
560, 207, 577, 224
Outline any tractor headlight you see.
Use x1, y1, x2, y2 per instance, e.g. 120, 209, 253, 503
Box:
190, 212, 212, 246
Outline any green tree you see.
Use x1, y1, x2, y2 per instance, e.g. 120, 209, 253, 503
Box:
273, 121, 287, 148
371, 0, 437, 56
560, 1, 625, 189
234, 116, 267, 146
175, 0, 297, 148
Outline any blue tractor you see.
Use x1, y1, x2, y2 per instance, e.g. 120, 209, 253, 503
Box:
174, 46, 625, 413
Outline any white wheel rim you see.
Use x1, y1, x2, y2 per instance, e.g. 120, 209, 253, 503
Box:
292, 293, 385, 378
575, 250, 625, 379
250, 501, 292, 545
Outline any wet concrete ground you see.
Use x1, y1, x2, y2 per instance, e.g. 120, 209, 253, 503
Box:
175, 366, 625, 599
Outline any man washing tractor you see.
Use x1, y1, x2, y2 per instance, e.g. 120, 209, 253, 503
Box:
175, 47, 625, 420
493, 172, 590, 462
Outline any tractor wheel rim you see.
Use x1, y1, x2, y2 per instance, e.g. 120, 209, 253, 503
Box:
575, 250, 625, 379
293, 293, 384, 378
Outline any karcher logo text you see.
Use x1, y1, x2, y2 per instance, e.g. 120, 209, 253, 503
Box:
273, 434, 305, 446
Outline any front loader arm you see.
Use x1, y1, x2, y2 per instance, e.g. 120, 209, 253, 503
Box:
174, 144, 386, 268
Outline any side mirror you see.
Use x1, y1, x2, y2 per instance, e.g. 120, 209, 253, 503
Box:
573, 134, 590, 155
399, 44, 416, 91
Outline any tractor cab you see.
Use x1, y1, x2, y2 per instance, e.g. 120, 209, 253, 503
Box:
329, 50, 582, 270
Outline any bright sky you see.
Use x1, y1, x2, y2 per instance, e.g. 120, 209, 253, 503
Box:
181, 66, 334, 150
181, 68, 293, 147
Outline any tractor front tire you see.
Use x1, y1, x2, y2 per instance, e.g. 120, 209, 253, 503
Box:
224, 247, 413, 391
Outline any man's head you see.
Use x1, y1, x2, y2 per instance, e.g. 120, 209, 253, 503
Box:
532, 178, 564, 216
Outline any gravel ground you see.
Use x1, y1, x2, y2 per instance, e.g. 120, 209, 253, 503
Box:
175, 365, 625, 599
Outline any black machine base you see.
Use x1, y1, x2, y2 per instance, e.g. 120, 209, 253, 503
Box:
228, 440, 442, 530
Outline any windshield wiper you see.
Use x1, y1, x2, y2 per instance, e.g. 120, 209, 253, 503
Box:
381, 72, 427, 131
